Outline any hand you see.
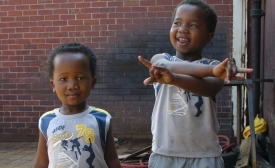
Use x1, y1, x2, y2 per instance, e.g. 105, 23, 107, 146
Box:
213, 58, 254, 83
138, 56, 175, 85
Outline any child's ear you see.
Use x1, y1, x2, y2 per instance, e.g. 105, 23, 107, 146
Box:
50, 79, 56, 92
91, 77, 97, 89
206, 32, 214, 44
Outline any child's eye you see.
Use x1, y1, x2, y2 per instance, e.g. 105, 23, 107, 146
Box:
60, 78, 67, 81
78, 77, 85, 80
173, 22, 180, 26
190, 24, 197, 28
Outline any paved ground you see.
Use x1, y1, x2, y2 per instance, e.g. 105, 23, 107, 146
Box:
0, 140, 151, 168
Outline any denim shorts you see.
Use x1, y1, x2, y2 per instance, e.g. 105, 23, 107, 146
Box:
148, 152, 224, 168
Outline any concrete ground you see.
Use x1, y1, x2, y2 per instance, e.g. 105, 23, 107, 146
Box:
0, 140, 152, 168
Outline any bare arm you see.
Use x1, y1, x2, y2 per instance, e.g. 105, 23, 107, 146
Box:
138, 54, 253, 84
138, 54, 253, 96
104, 123, 121, 168
150, 54, 215, 77
33, 131, 49, 168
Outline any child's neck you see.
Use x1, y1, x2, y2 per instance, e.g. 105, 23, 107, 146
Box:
60, 105, 89, 115
175, 52, 202, 62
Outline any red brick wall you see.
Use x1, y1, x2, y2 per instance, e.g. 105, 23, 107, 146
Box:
0, 0, 233, 142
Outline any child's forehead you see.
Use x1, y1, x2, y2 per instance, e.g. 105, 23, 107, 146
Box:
174, 4, 206, 20
176, 4, 204, 15
54, 52, 88, 62
53, 53, 90, 68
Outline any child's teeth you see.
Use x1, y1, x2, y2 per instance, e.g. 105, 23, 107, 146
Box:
179, 38, 187, 42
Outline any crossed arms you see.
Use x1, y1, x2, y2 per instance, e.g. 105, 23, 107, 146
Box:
138, 54, 253, 97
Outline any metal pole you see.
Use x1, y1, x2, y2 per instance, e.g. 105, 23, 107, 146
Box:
247, 84, 257, 168
250, 0, 264, 117
237, 85, 241, 145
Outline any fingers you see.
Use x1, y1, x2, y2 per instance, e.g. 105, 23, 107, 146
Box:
220, 58, 229, 67
231, 76, 245, 81
144, 67, 162, 85
226, 59, 232, 80
145, 65, 174, 84
237, 67, 254, 73
224, 75, 245, 84
225, 68, 253, 83
138, 56, 163, 85
225, 59, 239, 82
143, 77, 155, 85
138, 56, 152, 69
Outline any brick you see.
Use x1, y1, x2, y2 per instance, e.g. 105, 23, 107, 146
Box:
23, 0, 37, 4
148, 6, 163, 12
38, 21, 53, 27
23, 10, 37, 16
60, 3, 75, 8
18, 117, 32, 122
5, 128, 19, 134
1, 5, 15, 11
91, 2, 106, 7
45, 27, 59, 32
12, 123, 26, 128
10, 67, 24, 72
53, 9, 68, 15
16, 5, 29, 10
29, 4, 44, 10
60, 14, 75, 20
157, 0, 173, 5
0, 33, 8, 39
124, 1, 139, 6
116, 7, 132, 12
76, 3, 91, 8
76, 13, 91, 20
84, 8, 100, 14
8, 11, 22, 16
1, 17, 14, 23
140, 0, 155, 6
4, 117, 17, 122
108, 13, 123, 18
208, 0, 224, 4
44, 3, 60, 9
18, 128, 32, 134
132, 7, 147, 12
26, 122, 38, 128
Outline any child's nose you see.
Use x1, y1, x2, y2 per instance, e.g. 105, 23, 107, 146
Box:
178, 25, 189, 33
67, 80, 79, 90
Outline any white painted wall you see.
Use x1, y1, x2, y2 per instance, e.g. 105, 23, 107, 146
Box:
232, 0, 248, 138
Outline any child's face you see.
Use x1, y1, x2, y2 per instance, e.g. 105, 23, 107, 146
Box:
50, 53, 96, 109
170, 4, 214, 60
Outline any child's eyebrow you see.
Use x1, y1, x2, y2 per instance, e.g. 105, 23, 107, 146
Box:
74, 71, 89, 75
173, 18, 182, 21
55, 73, 68, 78
173, 18, 199, 23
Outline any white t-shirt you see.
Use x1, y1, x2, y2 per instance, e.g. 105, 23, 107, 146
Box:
39, 106, 110, 168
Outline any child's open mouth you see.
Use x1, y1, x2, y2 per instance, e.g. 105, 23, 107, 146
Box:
177, 37, 189, 44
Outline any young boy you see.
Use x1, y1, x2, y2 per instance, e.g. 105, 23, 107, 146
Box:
138, 0, 253, 167
33, 42, 121, 168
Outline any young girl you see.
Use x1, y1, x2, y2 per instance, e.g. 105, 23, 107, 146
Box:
33, 42, 121, 168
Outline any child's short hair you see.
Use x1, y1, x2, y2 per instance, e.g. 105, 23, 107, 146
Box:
172, 0, 217, 33
47, 42, 97, 78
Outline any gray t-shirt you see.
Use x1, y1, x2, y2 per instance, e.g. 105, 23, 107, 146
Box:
151, 53, 222, 158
